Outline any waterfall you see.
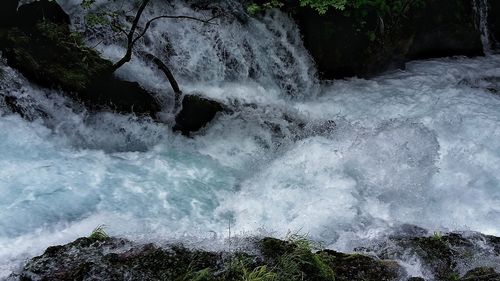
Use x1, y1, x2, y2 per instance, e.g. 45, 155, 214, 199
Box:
473, 0, 492, 54
2, 0, 500, 279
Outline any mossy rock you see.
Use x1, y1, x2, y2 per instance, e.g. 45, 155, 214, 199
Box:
293, 0, 482, 79
0, 1, 161, 117
14, 233, 500, 281
2, 23, 112, 94
320, 250, 400, 281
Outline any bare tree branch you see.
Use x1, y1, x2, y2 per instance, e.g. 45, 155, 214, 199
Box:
111, 0, 151, 71
110, 0, 220, 73
132, 14, 220, 46
144, 53, 182, 109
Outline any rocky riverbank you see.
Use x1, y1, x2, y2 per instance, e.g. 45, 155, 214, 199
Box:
8, 227, 500, 281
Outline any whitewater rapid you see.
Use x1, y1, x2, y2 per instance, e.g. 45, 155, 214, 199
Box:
1, 0, 500, 278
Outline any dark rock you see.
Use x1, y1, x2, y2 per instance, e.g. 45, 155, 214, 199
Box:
365, 231, 500, 281
489, 0, 500, 50
0, 23, 112, 93
15, 237, 221, 281
460, 267, 500, 281
16, 0, 70, 31
294, 0, 483, 79
0, 0, 19, 27
84, 75, 161, 117
407, 278, 425, 281
0, 1, 161, 118
14, 236, 402, 281
12, 233, 500, 281
294, 6, 409, 79
173, 94, 225, 136
320, 250, 401, 281
259, 237, 296, 259
407, 0, 483, 59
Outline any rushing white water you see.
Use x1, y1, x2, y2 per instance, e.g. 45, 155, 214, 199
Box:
1, 0, 500, 279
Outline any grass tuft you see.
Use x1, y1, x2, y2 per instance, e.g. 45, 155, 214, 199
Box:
89, 225, 109, 241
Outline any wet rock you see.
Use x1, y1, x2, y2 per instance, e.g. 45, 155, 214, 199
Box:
362, 231, 500, 281
407, 0, 483, 59
84, 75, 161, 117
489, 0, 500, 50
320, 250, 401, 281
173, 94, 225, 136
0, 1, 161, 118
2, 95, 49, 120
15, 237, 221, 281
294, 0, 483, 79
461, 267, 500, 281
407, 278, 425, 281
12, 232, 500, 281
14, 236, 402, 281
16, 0, 70, 32
0, 0, 19, 27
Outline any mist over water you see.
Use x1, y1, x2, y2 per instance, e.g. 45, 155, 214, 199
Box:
1, 0, 500, 278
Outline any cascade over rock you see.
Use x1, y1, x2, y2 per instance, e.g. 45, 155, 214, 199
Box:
294, 0, 483, 79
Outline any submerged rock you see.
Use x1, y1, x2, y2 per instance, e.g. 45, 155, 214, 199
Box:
173, 94, 226, 136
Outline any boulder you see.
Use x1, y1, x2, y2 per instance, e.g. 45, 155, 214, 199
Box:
84, 75, 161, 116
294, 6, 412, 79
489, 0, 500, 50
294, 0, 483, 79
0, 0, 19, 27
173, 94, 225, 136
0, 1, 161, 117
407, 0, 483, 59
16, 0, 70, 31
14, 236, 402, 281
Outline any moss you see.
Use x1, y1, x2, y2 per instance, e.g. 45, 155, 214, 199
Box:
260, 237, 295, 259
1, 22, 112, 93
320, 250, 399, 281
17, 236, 404, 281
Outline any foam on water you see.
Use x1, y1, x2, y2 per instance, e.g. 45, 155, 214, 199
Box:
1, 0, 500, 278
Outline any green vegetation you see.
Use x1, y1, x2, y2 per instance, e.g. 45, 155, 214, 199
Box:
88, 225, 109, 241
247, 0, 425, 17
0, 21, 112, 93
242, 264, 276, 281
